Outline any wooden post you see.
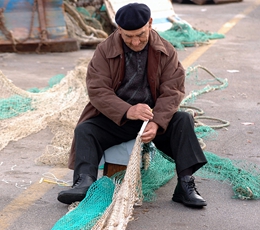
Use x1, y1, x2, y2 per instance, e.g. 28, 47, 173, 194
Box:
36, 0, 48, 40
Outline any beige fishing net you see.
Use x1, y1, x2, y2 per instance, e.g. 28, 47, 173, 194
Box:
0, 59, 90, 167
3, 58, 260, 230
92, 131, 144, 229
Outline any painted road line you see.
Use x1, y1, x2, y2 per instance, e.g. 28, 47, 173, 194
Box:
181, 0, 260, 69
0, 167, 69, 230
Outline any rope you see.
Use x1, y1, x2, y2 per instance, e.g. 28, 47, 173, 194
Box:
64, 1, 108, 39
180, 105, 204, 116
183, 65, 228, 104
195, 116, 230, 129
181, 105, 229, 129
179, 64, 230, 151
181, 64, 229, 130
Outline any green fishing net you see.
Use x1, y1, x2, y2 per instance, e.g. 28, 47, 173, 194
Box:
0, 95, 33, 120
52, 143, 176, 230
52, 176, 115, 230
158, 22, 225, 49
52, 139, 260, 230
50, 65, 260, 229
27, 73, 65, 93
110, 143, 176, 202
196, 152, 260, 200
0, 74, 65, 120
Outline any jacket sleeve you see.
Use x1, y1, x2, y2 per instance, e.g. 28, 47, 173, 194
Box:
86, 45, 131, 125
152, 48, 185, 133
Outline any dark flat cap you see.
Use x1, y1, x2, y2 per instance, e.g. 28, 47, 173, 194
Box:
115, 3, 151, 30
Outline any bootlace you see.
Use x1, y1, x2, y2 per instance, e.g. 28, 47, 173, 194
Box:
72, 177, 83, 188
187, 177, 200, 195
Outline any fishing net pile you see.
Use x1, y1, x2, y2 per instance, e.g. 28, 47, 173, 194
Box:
63, 1, 225, 49
0, 58, 90, 165
52, 141, 176, 230
63, 1, 111, 47
1, 59, 260, 229
158, 20, 225, 50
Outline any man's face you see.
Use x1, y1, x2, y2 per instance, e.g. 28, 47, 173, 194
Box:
119, 18, 153, 52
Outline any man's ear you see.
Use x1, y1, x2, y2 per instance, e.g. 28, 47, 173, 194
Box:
148, 18, 153, 29
118, 26, 122, 34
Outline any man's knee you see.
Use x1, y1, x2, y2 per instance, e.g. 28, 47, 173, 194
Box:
74, 121, 92, 137
174, 111, 194, 123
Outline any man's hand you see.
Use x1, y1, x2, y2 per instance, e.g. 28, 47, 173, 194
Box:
126, 103, 153, 121
141, 121, 159, 143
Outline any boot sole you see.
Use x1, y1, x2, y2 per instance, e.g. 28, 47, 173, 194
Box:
58, 193, 86, 205
172, 194, 207, 207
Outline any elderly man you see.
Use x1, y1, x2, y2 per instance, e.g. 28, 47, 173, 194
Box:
58, 3, 208, 208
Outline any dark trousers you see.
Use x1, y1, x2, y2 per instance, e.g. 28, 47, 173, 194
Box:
73, 111, 207, 182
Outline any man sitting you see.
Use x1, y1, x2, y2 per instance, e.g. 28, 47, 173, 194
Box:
57, 3, 207, 208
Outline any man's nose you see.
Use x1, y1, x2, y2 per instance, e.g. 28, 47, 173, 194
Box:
131, 37, 140, 46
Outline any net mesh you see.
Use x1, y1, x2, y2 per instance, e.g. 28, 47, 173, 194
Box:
52, 176, 115, 230
0, 2, 256, 227
52, 141, 176, 230
158, 21, 225, 50
91, 135, 143, 229
2, 57, 260, 229
196, 152, 260, 200
0, 59, 90, 165
51, 143, 260, 230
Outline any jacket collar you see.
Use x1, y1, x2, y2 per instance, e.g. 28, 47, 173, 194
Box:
105, 29, 169, 58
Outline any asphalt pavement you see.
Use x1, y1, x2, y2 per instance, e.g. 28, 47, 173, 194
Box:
0, 0, 260, 229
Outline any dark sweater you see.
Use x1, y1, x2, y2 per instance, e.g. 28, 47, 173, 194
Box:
116, 43, 154, 108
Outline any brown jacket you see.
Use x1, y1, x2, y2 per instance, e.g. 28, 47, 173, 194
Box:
68, 29, 185, 169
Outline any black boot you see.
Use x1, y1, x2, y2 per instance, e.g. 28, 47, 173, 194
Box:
172, 175, 207, 207
57, 174, 95, 205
